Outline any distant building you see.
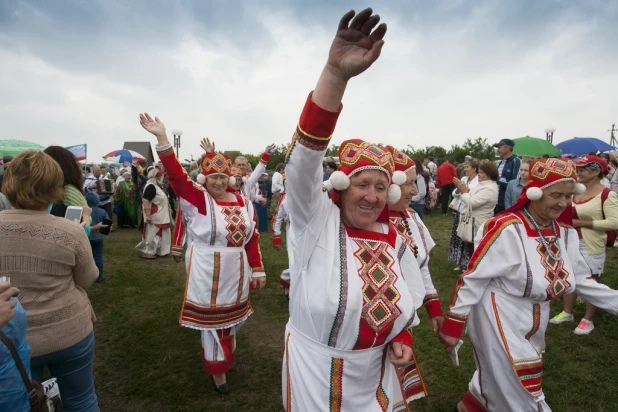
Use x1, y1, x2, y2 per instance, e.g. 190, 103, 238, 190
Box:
123, 141, 156, 165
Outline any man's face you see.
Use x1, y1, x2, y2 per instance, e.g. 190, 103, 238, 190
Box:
235, 159, 248, 174
423, 159, 429, 166
263, 175, 269, 181
496, 145, 511, 158
92, 167, 101, 177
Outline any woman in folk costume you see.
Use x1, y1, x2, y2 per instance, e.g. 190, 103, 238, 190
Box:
550, 155, 618, 334
238, 144, 277, 202
272, 193, 291, 297
283, 9, 428, 411
136, 167, 172, 258
138, 120, 266, 394
384, 146, 444, 402
439, 157, 618, 412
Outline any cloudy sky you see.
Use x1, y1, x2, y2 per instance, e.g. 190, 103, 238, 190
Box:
1, 0, 617, 162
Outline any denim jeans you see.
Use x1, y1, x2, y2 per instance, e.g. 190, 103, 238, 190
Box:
90, 239, 104, 279
30, 331, 99, 412
409, 203, 425, 220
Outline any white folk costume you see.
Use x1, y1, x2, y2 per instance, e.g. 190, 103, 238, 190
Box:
136, 173, 172, 256
282, 96, 427, 412
272, 193, 292, 290
384, 145, 443, 402
239, 151, 270, 202
441, 158, 618, 412
156, 145, 265, 376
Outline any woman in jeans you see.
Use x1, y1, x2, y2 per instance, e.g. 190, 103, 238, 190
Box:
410, 157, 429, 219
0, 150, 100, 411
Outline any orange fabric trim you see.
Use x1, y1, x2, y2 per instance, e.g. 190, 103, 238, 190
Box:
179, 245, 194, 325
211, 252, 220, 305
285, 333, 292, 412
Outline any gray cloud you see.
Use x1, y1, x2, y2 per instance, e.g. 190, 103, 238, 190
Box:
0, 0, 617, 162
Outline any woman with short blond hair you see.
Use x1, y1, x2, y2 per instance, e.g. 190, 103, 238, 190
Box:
0, 150, 100, 411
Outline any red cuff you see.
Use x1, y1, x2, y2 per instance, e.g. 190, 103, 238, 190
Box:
441, 313, 466, 339
297, 92, 341, 146
260, 152, 271, 164
424, 298, 444, 319
272, 235, 281, 248
391, 329, 413, 348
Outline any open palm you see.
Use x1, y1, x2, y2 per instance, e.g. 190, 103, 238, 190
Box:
327, 8, 387, 80
139, 113, 167, 139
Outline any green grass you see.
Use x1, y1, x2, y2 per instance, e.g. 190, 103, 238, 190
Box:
90, 213, 618, 411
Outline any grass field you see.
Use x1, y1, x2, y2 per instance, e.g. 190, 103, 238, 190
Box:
89, 213, 618, 411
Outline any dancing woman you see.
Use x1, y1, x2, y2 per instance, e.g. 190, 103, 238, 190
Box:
283, 8, 428, 411
139, 122, 266, 394
439, 157, 618, 411
385, 146, 444, 401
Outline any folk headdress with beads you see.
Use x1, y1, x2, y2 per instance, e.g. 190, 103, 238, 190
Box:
328, 139, 403, 204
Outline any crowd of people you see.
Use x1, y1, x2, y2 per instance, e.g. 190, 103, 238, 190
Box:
1, 7, 618, 412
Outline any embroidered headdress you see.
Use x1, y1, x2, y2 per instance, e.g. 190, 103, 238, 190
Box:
504, 157, 584, 214
328, 139, 403, 204
383, 145, 416, 175
196, 153, 236, 186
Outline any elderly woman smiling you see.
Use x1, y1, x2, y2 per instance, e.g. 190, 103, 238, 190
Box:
281, 8, 427, 411
440, 157, 618, 412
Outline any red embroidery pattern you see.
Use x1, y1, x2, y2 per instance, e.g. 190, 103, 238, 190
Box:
221, 207, 248, 247
353, 240, 401, 336
536, 240, 571, 300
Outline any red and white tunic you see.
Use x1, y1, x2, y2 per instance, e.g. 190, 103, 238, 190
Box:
388, 208, 443, 401
442, 211, 618, 411
156, 145, 265, 331
282, 95, 427, 412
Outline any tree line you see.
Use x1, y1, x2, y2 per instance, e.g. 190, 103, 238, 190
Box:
214, 137, 497, 171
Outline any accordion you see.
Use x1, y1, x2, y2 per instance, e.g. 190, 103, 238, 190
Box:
96, 179, 114, 194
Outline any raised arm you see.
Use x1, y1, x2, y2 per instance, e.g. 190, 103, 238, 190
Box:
246, 145, 275, 192
286, 8, 387, 233
139, 114, 207, 212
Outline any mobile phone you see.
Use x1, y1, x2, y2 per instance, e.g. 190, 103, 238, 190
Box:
100, 218, 113, 235
65, 206, 83, 222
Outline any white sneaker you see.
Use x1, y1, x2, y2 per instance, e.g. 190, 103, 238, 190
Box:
549, 311, 574, 325
453, 266, 461, 271
573, 319, 595, 335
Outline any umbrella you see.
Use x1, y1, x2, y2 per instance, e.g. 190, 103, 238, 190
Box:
103, 149, 146, 163
555, 137, 616, 155
0, 139, 45, 157
511, 136, 562, 157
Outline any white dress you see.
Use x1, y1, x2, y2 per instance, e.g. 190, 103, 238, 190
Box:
156, 144, 265, 374
442, 211, 618, 411
282, 96, 427, 412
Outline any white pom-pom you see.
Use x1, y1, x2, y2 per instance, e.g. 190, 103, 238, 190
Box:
242, 176, 248, 183
526, 186, 543, 200
197, 173, 206, 184
329, 170, 350, 191
574, 183, 586, 195
392, 170, 407, 186
229, 176, 236, 186
387, 184, 402, 204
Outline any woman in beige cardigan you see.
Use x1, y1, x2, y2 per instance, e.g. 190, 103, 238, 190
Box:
0, 150, 100, 411
453, 160, 500, 247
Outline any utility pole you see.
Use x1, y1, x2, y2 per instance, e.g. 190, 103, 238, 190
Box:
610, 123, 618, 148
